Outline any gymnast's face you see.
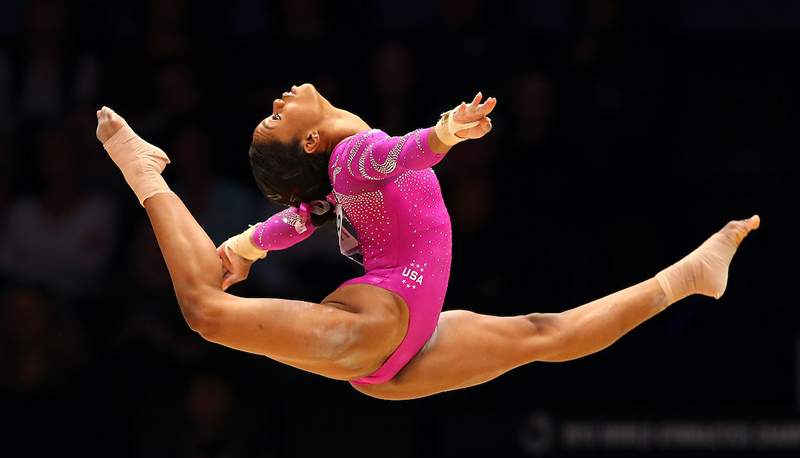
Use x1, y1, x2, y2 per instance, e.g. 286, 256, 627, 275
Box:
253, 83, 328, 153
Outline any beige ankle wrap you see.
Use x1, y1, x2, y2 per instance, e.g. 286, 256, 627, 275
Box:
103, 125, 172, 206
655, 233, 735, 306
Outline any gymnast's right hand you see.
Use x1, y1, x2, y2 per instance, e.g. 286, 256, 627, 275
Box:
217, 242, 255, 291
434, 92, 496, 146
451, 92, 496, 140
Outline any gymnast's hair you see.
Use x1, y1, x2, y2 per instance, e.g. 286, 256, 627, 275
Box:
249, 138, 335, 227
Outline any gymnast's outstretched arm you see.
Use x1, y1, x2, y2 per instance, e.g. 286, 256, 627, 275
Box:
345, 92, 496, 181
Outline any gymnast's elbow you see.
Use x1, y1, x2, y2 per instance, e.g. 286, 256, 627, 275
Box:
176, 287, 223, 338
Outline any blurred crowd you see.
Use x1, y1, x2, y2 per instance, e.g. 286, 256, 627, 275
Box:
0, 0, 796, 456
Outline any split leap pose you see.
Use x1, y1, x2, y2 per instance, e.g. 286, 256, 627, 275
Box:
95, 84, 759, 400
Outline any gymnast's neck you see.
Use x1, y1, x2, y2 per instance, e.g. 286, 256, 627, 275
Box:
321, 106, 372, 151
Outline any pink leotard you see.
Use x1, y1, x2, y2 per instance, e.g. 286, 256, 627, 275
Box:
250, 128, 452, 385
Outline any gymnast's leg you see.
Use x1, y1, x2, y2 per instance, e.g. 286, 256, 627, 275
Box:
352, 216, 760, 400
95, 107, 405, 380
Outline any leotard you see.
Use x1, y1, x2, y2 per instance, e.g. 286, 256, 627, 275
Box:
251, 128, 452, 384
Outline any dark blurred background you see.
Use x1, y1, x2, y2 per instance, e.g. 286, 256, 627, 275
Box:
0, 0, 797, 456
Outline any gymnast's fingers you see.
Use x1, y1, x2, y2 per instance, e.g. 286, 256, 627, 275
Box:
221, 272, 236, 291
475, 117, 492, 137
224, 269, 249, 290
218, 244, 235, 274
479, 97, 497, 115
469, 92, 483, 109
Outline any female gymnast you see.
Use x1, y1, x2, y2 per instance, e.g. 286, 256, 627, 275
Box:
96, 83, 759, 400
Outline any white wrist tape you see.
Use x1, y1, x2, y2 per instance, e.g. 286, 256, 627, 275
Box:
225, 226, 267, 261
434, 106, 481, 146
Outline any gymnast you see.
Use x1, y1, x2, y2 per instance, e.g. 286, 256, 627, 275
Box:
95, 83, 759, 400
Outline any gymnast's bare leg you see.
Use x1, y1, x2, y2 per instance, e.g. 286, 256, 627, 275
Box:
353, 216, 760, 400
95, 107, 408, 380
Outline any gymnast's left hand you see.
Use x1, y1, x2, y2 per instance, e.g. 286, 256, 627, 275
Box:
217, 242, 254, 291
95, 106, 127, 144
452, 92, 496, 140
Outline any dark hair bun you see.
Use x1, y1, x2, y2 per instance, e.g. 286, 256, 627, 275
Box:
249, 139, 336, 227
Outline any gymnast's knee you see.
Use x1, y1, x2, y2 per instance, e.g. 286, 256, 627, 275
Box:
175, 286, 226, 337
521, 312, 573, 361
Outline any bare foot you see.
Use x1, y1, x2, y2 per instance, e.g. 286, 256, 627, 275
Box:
656, 215, 760, 303
95, 106, 127, 144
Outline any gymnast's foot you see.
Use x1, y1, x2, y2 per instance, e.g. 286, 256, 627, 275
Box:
655, 215, 760, 304
95, 106, 171, 205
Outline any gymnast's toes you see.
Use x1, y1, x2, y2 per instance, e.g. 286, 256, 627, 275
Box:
718, 215, 760, 247
95, 106, 128, 144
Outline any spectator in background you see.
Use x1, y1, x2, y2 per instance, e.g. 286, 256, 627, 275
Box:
433, 0, 492, 95
228, 0, 270, 39
135, 372, 273, 458
137, 64, 201, 136
0, 137, 11, 296
146, 0, 190, 62
510, 73, 556, 151
170, 124, 256, 245
16, 0, 98, 127
130, 219, 173, 295
61, 107, 122, 191
0, 128, 117, 296
0, 137, 10, 227
572, 0, 623, 70
440, 139, 495, 238
114, 219, 200, 362
565, 0, 631, 169
0, 287, 83, 395
279, 0, 327, 43
0, 51, 11, 132
503, 71, 566, 218
271, 0, 329, 80
183, 373, 252, 457
107, 220, 208, 412
501, 70, 603, 305
438, 138, 501, 308
370, 43, 417, 134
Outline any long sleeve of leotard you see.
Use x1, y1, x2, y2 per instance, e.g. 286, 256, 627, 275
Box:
249, 207, 318, 251
345, 128, 445, 182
